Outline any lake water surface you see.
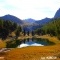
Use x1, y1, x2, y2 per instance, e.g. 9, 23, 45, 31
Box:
18, 38, 55, 48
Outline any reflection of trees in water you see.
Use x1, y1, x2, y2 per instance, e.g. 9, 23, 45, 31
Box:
27, 38, 29, 42
32, 38, 34, 41
21, 39, 26, 43
6, 40, 22, 48
31, 38, 36, 42
23, 39, 26, 43
19, 41, 22, 44
20, 38, 55, 46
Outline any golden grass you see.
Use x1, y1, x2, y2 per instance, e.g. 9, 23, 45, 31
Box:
4, 45, 60, 60
0, 35, 60, 60
0, 40, 6, 48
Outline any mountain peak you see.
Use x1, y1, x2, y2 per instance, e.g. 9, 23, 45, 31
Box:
4, 14, 13, 17
5, 14, 11, 16
4, 14, 18, 18
0, 14, 23, 25
24, 18, 35, 23
26, 18, 33, 20
54, 8, 60, 18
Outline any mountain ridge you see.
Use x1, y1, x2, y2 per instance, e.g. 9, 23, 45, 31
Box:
0, 8, 60, 31
23, 18, 35, 23
0, 14, 23, 25
54, 8, 60, 18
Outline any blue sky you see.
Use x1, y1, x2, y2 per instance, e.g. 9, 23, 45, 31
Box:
0, 0, 60, 20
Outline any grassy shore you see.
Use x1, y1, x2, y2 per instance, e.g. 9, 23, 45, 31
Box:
0, 35, 60, 60
0, 39, 6, 48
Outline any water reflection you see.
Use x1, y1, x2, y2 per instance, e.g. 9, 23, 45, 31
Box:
18, 38, 55, 48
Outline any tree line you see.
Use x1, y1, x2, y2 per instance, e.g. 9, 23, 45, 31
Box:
35, 18, 60, 39
1, 18, 60, 40
0, 19, 35, 40
0, 19, 22, 40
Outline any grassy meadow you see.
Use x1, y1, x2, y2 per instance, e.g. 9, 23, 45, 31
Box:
0, 35, 60, 60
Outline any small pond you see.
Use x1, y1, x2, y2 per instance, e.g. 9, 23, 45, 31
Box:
17, 38, 55, 48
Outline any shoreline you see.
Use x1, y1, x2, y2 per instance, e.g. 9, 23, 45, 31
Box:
0, 35, 60, 60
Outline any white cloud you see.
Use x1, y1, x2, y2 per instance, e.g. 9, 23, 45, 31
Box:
0, 0, 60, 20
